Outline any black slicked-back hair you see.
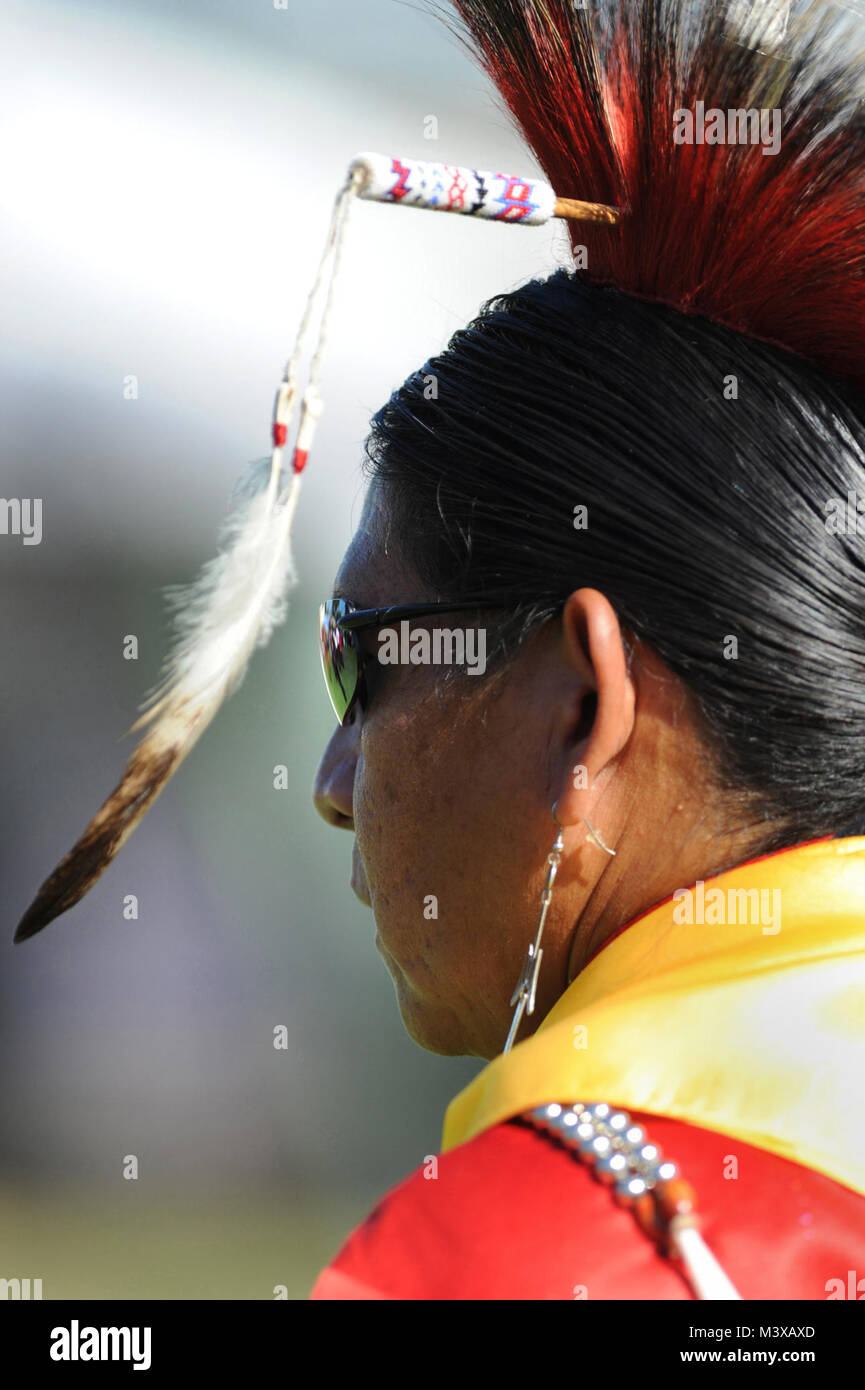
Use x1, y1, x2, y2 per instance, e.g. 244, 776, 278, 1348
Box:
365, 271, 865, 850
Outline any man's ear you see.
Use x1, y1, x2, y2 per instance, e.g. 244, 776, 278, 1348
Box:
551, 588, 635, 828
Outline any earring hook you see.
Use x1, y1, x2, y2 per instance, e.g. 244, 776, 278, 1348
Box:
552, 797, 616, 856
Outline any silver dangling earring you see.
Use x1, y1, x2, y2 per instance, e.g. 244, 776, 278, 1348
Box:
502, 801, 616, 1055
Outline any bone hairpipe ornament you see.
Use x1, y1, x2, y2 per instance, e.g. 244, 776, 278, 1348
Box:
350, 151, 621, 225
14, 152, 620, 943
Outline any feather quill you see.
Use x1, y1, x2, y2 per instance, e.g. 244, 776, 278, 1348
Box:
13, 462, 302, 942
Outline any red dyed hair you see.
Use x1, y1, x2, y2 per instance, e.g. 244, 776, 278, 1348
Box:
445, 0, 865, 392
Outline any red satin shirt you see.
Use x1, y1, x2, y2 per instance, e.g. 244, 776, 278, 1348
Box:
310, 1112, 865, 1300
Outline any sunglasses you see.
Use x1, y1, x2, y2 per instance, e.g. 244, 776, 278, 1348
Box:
318, 597, 494, 725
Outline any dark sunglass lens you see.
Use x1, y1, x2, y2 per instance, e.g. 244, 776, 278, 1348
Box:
319, 600, 360, 724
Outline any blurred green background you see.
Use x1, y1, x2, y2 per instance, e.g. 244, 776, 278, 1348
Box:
0, 0, 564, 1297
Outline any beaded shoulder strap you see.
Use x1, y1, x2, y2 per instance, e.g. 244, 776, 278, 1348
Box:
514, 1101, 742, 1300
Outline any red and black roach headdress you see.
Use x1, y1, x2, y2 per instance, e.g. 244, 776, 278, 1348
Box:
445, 0, 865, 393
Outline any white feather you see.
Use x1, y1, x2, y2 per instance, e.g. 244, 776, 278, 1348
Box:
13, 461, 302, 941
133, 461, 300, 740
16, 162, 359, 942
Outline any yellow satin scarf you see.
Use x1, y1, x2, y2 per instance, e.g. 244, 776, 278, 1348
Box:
442, 837, 865, 1196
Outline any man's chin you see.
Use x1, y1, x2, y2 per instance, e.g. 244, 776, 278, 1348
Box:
385, 966, 490, 1059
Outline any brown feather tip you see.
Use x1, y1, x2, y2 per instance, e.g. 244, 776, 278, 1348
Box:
13, 743, 180, 943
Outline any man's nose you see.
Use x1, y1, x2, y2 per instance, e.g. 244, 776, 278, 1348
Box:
312, 721, 358, 829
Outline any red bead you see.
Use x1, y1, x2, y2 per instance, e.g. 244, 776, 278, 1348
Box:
293, 447, 309, 474
633, 1191, 660, 1241
273, 422, 288, 447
